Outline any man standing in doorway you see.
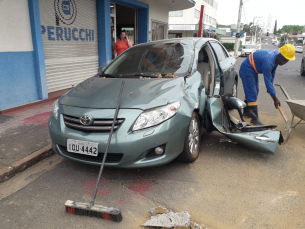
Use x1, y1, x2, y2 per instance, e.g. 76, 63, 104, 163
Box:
113, 31, 133, 58
239, 44, 296, 125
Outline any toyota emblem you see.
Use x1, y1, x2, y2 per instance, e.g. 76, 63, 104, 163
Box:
80, 115, 92, 125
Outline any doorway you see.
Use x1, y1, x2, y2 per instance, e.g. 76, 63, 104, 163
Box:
111, 3, 137, 59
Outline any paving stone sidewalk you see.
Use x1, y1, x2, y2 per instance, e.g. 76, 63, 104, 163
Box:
0, 90, 68, 182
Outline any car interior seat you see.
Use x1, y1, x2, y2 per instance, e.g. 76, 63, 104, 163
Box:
197, 50, 211, 93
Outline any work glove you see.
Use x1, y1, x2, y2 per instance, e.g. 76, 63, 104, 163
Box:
272, 96, 281, 109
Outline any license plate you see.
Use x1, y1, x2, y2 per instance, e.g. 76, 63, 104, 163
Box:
246, 52, 250, 55
67, 139, 98, 156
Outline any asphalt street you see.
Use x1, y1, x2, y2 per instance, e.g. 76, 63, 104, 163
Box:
1, 38, 305, 229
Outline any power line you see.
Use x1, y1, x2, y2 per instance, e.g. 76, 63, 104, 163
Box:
242, 9, 248, 24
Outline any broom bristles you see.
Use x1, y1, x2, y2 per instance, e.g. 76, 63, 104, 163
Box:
65, 200, 122, 222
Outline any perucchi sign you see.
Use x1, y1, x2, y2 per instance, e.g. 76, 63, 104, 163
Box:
41, 0, 95, 41
41, 26, 95, 41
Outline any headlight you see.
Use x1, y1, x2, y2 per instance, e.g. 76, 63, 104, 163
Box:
52, 99, 59, 120
132, 101, 181, 131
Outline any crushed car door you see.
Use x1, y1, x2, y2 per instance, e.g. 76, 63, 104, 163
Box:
206, 96, 282, 155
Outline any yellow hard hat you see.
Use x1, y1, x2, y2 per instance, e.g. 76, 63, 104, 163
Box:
279, 44, 296, 60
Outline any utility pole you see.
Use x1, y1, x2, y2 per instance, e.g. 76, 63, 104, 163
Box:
234, 0, 243, 57
253, 16, 263, 44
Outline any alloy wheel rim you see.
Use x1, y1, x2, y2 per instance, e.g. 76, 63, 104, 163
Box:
188, 118, 199, 154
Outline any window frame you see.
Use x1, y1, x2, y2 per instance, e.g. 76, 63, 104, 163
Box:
209, 41, 229, 63
169, 10, 183, 17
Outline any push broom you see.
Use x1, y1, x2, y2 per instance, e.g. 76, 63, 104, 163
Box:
65, 80, 125, 222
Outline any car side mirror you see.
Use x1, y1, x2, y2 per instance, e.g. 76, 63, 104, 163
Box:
227, 97, 246, 110
98, 66, 106, 73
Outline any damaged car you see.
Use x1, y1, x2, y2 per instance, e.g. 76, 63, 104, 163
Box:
49, 38, 282, 168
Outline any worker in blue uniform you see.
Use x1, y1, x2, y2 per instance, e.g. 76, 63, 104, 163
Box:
239, 44, 296, 125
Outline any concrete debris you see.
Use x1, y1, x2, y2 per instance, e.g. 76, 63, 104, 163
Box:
164, 73, 178, 78
149, 206, 168, 216
190, 221, 208, 229
142, 208, 208, 229
141, 211, 191, 228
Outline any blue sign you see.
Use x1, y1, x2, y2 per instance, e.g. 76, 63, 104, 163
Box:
62, 0, 71, 15
205, 29, 216, 33
231, 30, 244, 37
55, 0, 77, 25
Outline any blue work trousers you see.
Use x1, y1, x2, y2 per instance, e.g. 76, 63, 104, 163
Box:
239, 66, 259, 105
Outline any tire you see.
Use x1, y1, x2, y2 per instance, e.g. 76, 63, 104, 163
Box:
177, 112, 201, 163
232, 79, 238, 97
301, 61, 305, 76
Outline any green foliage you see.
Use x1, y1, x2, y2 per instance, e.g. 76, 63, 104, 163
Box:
277, 25, 304, 35
221, 43, 234, 51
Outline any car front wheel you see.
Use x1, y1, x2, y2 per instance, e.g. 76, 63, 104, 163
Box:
177, 112, 200, 163
301, 61, 305, 76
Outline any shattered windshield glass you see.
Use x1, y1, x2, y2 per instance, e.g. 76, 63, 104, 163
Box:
103, 42, 194, 78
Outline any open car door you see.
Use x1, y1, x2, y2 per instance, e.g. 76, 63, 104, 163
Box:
206, 95, 283, 155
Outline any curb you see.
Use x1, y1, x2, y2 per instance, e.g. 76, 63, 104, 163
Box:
0, 144, 54, 183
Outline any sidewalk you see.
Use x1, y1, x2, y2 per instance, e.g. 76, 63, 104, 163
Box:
0, 89, 68, 182
229, 51, 241, 58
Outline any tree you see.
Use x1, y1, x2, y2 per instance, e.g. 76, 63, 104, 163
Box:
273, 20, 277, 35
278, 25, 304, 35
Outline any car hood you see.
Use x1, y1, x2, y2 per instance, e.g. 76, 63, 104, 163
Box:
59, 76, 185, 110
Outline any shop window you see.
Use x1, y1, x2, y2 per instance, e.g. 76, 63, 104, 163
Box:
152, 21, 167, 41
169, 33, 182, 38
194, 9, 200, 19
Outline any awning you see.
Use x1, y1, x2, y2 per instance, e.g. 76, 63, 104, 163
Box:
168, 0, 195, 11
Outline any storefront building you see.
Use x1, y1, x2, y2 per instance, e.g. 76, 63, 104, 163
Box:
0, 0, 195, 110
168, 0, 219, 38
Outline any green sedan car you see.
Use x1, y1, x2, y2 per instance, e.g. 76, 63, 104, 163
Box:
49, 38, 282, 168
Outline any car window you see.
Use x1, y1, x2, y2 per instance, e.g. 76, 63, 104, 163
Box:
104, 42, 194, 77
210, 42, 227, 62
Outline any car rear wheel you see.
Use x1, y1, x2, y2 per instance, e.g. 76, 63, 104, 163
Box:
177, 112, 200, 163
301, 61, 305, 76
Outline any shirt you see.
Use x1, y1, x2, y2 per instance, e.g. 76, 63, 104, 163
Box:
113, 39, 132, 56
241, 49, 279, 97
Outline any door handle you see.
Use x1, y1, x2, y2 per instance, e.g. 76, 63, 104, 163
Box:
255, 136, 276, 143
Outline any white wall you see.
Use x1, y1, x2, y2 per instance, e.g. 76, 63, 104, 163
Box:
168, 0, 218, 27
139, 0, 170, 31
0, 0, 33, 52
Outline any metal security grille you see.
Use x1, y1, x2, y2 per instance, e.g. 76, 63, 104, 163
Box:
39, 0, 99, 93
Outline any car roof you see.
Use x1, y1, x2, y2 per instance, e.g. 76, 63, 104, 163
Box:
133, 37, 216, 49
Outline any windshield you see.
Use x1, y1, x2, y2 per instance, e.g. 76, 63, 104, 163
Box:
243, 45, 256, 49
103, 42, 194, 78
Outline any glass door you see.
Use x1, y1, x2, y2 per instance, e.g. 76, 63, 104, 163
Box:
110, 3, 116, 59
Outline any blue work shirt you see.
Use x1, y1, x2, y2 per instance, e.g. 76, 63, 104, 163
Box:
240, 49, 279, 97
